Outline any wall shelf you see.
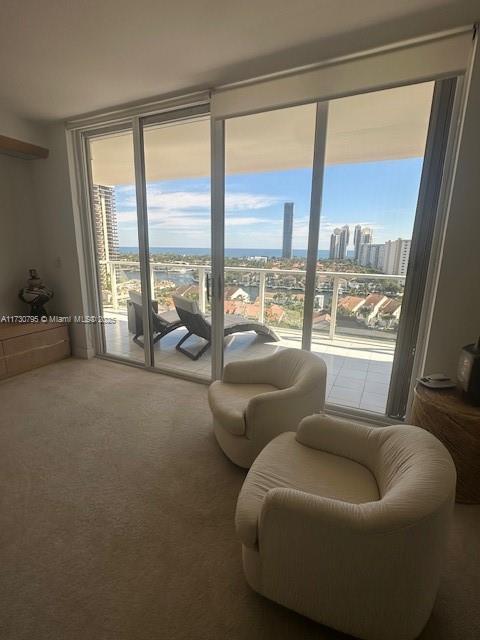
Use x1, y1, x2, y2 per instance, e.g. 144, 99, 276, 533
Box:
0, 134, 49, 160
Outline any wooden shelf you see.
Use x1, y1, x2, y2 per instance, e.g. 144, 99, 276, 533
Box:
0, 134, 49, 160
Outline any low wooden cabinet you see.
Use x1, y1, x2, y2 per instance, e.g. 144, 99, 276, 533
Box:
411, 384, 480, 504
0, 322, 70, 379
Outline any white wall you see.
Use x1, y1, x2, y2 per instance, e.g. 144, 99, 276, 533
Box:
0, 107, 47, 147
0, 108, 48, 315
423, 43, 480, 378
32, 124, 94, 358
0, 154, 44, 314
0, 106, 92, 356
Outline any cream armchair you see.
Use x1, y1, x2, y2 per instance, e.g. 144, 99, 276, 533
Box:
235, 414, 456, 640
208, 348, 327, 468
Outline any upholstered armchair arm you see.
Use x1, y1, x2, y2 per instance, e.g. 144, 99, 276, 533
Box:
222, 353, 279, 385
260, 487, 367, 538
296, 413, 382, 470
255, 486, 446, 640
245, 385, 324, 443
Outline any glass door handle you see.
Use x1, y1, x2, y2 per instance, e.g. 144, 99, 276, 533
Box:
206, 273, 210, 303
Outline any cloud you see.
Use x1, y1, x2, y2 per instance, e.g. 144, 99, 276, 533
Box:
226, 216, 270, 227
117, 185, 280, 213
319, 218, 384, 232
114, 184, 387, 249
115, 187, 280, 235
144, 190, 280, 212
116, 205, 268, 229
226, 193, 280, 211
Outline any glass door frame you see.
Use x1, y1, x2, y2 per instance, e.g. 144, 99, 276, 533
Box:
386, 77, 458, 417
210, 102, 330, 377
136, 103, 212, 374
210, 118, 225, 381
211, 77, 462, 419
80, 121, 139, 362
301, 102, 329, 351
78, 105, 215, 380
74, 75, 462, 418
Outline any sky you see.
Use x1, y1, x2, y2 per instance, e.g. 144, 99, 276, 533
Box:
114, 157, 423, 250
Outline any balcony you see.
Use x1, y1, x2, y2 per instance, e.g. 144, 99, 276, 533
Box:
101, 260, 402, 414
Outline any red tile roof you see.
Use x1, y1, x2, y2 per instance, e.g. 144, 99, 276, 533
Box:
364, 294, 386, 307
379, 299, 401, 314
338, 296, 365, 312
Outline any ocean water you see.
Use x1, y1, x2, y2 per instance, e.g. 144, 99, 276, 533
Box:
119, 247, 354, 260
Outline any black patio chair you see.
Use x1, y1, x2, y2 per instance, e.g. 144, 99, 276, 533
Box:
127, 290, 183, 347
172, 294, 280, 361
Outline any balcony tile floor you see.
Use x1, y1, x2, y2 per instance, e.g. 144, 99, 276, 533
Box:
103, 311, 394, 414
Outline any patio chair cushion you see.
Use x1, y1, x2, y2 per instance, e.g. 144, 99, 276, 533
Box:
236, 431, 380, 548
155, 309, 181, 326
208, 381, 278, 436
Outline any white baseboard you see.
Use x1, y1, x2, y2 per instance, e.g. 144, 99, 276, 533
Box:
72, 345, 95, 359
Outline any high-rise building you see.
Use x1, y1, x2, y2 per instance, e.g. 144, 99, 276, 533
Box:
329, 225, 350, 260
361, 227, 373, 245
329, 228, 341, 259
370, 244, 385, 271
353, 224, 362, 261
358, 243, 385, 270
92, 184, 119, 289
338, 225, 350, 259
358, 237, 410, 274
383, 238, 411, 276
282, 202, 294, 259
354, 226, 373, 264
358, 242, 370, 267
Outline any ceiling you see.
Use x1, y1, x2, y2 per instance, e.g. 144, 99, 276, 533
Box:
90, 82, 434, 184
0, 0, 477, 122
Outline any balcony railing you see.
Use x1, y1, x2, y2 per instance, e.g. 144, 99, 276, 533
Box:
99, 259, 405, 341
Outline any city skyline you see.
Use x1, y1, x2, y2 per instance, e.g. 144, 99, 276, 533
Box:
323, 221, 411, 275
329, 225, 350, 260
113, 157, 424, 250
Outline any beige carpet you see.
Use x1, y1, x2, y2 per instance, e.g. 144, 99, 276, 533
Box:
0, 358, 478, 640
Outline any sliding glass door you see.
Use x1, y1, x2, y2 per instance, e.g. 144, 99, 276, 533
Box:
216, 79, 453, 418
142, 108, 211, 377
308, 82, 435, 414
222, 104, 317, 365
87, 128, 146, 364
83, 77, 456, 418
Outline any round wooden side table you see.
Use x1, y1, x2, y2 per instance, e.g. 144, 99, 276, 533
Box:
411, 385, 480, 504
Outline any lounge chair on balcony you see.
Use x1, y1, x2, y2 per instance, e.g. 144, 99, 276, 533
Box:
127, 290, 183, 346
172, 294, 280, 361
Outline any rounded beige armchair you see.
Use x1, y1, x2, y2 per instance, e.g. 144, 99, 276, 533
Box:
235, 414, 456, 640
208, 348, 327, 468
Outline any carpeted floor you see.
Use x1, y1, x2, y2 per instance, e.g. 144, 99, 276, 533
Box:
0, 358, 478, 640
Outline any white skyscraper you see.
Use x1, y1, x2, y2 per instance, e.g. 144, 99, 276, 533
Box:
355, 226, 373, 264
368, 244, 386, 270
383, 239, 411, 276
329, 228, 341, 259
338, 225, 350, 259
329, 225, 349, 260
92, 184, 119, 289
358, 243, 372, 267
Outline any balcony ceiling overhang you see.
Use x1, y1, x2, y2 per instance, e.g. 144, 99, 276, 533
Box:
90, 81, 434, 186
